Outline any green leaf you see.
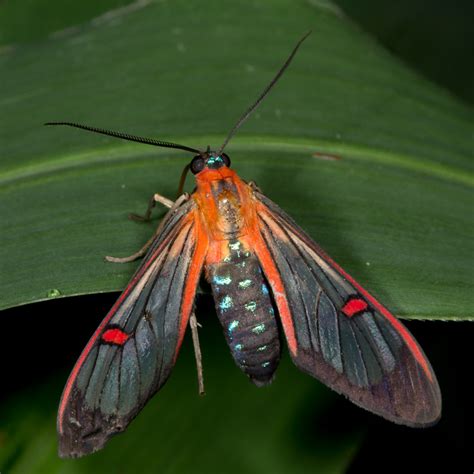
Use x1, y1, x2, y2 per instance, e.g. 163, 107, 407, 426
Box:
0, 0, 472, 321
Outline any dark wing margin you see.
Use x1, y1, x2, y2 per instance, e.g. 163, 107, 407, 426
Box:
58, 195, 208, 457
253, 191, 441, 427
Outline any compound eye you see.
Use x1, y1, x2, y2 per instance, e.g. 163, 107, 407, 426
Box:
190, 156, 205, 174
221, 153, 231, 167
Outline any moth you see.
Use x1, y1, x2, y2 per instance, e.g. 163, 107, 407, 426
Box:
47, 33, 441, 458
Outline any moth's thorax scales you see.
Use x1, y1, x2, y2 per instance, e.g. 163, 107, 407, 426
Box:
193, 167, 259, 264
193, 167, 280, 385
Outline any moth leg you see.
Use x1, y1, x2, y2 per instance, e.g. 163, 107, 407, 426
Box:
105, 193, 188, 263
129, 192, 174, 222
153, 193, 174, 209
105, 232, 158, 263
248, 181, 262, 192
190, 311, 205, 395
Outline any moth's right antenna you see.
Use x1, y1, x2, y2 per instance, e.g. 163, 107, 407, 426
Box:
217, 31, 311, 155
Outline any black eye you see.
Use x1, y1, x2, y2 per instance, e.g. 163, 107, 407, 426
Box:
221, 153, 231, 167
190, 156, 205, 174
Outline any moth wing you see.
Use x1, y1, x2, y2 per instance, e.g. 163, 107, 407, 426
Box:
253, 192, 441, 426
58, 196, 208, 457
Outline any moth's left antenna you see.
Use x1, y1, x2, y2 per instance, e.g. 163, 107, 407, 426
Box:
45, 122, 201, 154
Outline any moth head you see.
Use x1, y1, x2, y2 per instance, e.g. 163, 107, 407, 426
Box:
190, 151, 231, 174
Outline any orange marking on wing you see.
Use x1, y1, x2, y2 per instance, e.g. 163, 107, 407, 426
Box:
307, 241, 433, 381
57, 226, 181, 433
246, 209, 297, 355
271, 209, 434, 382
175, 211, 209, 359
253, 237, 298, 355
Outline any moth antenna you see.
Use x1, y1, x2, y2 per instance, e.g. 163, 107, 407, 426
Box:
44, 122, 201, 154
217, 31, 311, 155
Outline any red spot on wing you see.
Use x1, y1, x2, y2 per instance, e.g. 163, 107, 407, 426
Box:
296, 232, 434, 382
58, 225, 181, 433
342, 298, 368, 317
102, 328, 129, 345
256, 201, 434, 383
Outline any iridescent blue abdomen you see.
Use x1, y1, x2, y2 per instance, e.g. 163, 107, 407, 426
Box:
209, 240, 281, 386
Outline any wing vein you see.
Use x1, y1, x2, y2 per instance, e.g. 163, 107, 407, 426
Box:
261, 210, 345, 306
260, 220, 315, 353
156, 223, 194, 385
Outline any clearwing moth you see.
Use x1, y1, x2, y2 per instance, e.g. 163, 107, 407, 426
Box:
46, 32, 441, 458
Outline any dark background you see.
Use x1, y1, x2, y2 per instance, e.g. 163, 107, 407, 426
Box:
336, 0, 474, 105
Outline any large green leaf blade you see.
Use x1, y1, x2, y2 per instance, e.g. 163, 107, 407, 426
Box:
1, 1, 472, 315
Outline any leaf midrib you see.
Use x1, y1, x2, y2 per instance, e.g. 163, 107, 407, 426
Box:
1, 136, 472, 187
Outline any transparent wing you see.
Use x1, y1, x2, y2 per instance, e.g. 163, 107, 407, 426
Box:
58, 196, 208, 457
254, 192, 441, 426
